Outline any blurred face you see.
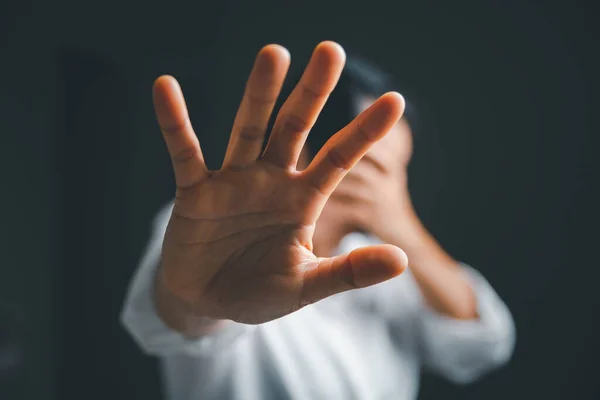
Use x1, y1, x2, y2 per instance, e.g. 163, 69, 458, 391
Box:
305, 96, 414, 256
356, 96, 413, 172
298, 96, 413, 172
303, 96, 414, 255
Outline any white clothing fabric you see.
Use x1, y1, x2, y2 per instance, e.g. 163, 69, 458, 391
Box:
121, 202, 515, 400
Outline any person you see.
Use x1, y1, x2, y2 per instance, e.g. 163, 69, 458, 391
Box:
121, 41, 515, 400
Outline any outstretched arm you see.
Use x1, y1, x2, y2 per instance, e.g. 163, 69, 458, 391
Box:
147, 41, 408, 337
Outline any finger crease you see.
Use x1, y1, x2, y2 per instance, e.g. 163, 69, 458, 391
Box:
356, 120, 377, 142
247, 92, 277, 105
238, 126, 265, 141
173, 147, 199, 163
326, 149, 350, 170
283, 115, 311, 135
161, 118, 191, 135
300, 84, 330, 101
339, 256, 357, 288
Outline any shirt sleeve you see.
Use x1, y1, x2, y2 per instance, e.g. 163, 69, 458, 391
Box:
120, 201, 255, 357
416, 265, 516, 384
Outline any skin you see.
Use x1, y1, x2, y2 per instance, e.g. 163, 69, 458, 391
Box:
312, 96, 477, 320
152, 41, 475, 338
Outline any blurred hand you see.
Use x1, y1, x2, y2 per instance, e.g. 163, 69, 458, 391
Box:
320, 145, 416, 249
153, 41, 407, 326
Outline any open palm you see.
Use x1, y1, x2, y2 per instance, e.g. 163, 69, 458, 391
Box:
154, 41, 408, 325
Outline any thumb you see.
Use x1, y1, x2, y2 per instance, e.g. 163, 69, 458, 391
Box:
300, 244, 408, 306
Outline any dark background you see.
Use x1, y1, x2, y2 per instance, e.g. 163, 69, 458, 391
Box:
1, 0, 598, 399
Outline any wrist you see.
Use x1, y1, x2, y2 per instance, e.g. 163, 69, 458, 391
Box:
382, 205, 426, 249
154, 267, 226, 337
382, 209, 458, 269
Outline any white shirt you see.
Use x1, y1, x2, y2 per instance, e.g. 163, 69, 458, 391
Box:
121, 203, 516, 400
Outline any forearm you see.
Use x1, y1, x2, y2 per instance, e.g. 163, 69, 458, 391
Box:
388, 210, 478, 320
154, 265, 228, 338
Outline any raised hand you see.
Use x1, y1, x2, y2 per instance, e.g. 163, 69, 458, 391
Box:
153, 41, 407, 327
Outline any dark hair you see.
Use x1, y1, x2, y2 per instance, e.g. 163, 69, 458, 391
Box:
268, 55, 419, 158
